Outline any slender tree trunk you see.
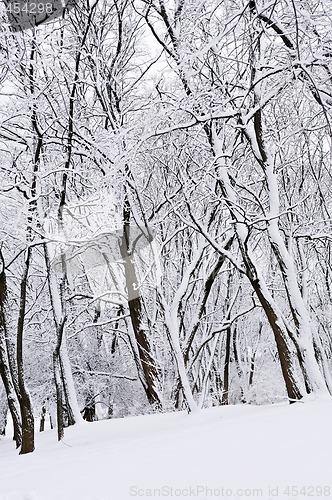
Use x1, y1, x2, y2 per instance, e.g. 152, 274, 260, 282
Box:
222, 273, 235, 405
249, 323, 262, 388
183, 239, 234, 365
39, 405, 46, 432
0, 359, 21, 447
53, 350, 64, 441
214, 366, 224, 406
0, 251, 22, 447
3, 322, 20, 407
0, 391, 8, 436
222, 326, 232, 405
164, 308, 198, 413
60, 336, 83, 425
16, 248, 35, 454
44, 245, 82, 439
232, 327, 246, 403
198, 335, 220, 408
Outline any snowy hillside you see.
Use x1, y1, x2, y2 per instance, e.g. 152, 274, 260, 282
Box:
1, 399, 331, 500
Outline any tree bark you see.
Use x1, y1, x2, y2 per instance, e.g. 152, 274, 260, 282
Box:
44, 244, 82, 440
0, 390, 8, 436
246, 103, 329, 397
53, 350, 64, 441
39, 405, 46, 432
0, 251, 22, 447
16, 248, 35, 454
120, 192, 161, 407
222, 326, 232, 405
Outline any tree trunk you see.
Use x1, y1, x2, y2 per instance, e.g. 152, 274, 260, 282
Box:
164, 308, 198, 413
16, 248, 35, 454
53, 350, 64, 441
44, 244, 82, 439
0, 360, 22, 447
212, 131, 304, 402
0, 251, 22, 447
60, 336, 83, 425
39, 405, 46, 432
120, 193, 161, 407
222, 326, 232, 405
0, 388, 8, 436
249, 323, 262, 388
246, 106, 329, 397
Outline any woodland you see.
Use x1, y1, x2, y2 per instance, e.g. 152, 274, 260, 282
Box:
0, 0, 332, 456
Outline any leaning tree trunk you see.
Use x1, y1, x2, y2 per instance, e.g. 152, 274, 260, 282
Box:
0, 250, 22, 447
122, 256, 161, 406
120, 192, 161, 407
241, 247, 304, 401
245, 104, 329, 397
212, 130, 304, 402
0, 347, 22, 447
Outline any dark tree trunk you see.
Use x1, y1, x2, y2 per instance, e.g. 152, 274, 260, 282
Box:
39, 405, 46, 432
59, 356, 76, 427
53, 352, 64, 441
82, 398, 96, 422
249, 274, 303, 401
222, 273, 234, 405
249, 323, 262, 387
16, 248, 35, 454
213, 366, 223, 406
232, 326, 246, 403
222, 326, 232, 405
120, 192, 161, 407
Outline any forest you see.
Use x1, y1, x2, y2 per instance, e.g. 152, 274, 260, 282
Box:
0, 0, 332, 457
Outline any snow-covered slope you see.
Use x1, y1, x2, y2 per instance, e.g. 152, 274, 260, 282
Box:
0, 399, 331, 500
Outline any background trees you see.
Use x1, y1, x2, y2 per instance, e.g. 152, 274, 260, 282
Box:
0, 0, 332, 454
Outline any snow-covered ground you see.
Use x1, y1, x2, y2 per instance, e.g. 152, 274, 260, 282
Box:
0, 399, 331, 500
